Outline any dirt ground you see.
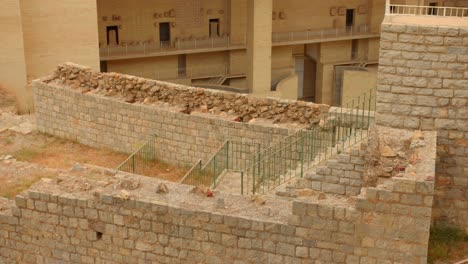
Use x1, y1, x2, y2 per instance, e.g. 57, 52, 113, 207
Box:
0, 87, 186, 198
0, 88, 16, 110
0, 131, 186, 198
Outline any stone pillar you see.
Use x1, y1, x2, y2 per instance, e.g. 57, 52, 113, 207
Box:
247, 0, 272, 95
376, 16, 468, 232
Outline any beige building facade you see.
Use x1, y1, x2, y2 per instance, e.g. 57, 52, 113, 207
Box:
96, 0, 386, 105
0, 0, 100, 113
1, 0, 467, 111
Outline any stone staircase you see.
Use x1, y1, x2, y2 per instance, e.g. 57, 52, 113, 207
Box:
274, 132, 368, 198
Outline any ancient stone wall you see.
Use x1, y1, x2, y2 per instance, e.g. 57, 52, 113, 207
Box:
33, 63, 332, 166
0, 163, 435, 264
376, 16, 468, 231
34, 81, 297, 166
46, 63, 329, 124
300, 146, 366, 196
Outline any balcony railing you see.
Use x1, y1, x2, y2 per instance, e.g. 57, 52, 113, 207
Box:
100, 35, 243, 60
116, 65, 231, 82
100, 25, 378, 60
387, 4, 468, 17
272, 24, 375, 44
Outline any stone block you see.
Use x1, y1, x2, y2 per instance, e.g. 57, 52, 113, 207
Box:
321, 183, 345, 195
295, 246, 309, 258
318, 205, 334, 218
438, 26, 459, 37
400, 194, 423, 205
276, 242, 295, 257
292, 202, 306, 216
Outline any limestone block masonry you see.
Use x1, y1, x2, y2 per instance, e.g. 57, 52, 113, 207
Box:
33, 64, 330, 166
376, 16, 468, 231
0, 165, 435, 264
306, 147, 366, 196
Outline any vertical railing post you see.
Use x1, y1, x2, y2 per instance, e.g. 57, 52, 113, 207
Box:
300, 133, 304, 178
252, 156, 256, 194
226, 141, 229, 170
213, 156, 217, 187
385, 0, 391, 14
198, 161, 202, 185
132, 155, 135, 173
241, 171, 244, 195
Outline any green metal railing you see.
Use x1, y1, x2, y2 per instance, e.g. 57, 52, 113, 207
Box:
116, 135, 158, 175
241, 88, 376, 194
179, 140, 262, 190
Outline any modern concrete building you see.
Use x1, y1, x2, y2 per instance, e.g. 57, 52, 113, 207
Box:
95, 0, 385, 105
1, 0, 467, 112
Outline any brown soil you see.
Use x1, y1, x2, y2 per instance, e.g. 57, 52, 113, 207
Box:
0, 87, 16, 109
0, 130, 187, 198
430, 241, 468, 264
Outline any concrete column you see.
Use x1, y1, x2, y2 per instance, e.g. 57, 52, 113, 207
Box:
247, 0, 272, 95
229, 0, 247, 45
0, 0, 28, 113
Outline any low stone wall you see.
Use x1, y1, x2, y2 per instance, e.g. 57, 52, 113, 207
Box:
34, 81, 299, 166
0, 161, 435, 264
292, 176, 435, 264
376, 16, 468, 231
33, 64, 332, 167
46, 63, 329, 124
306, 146, 366, 196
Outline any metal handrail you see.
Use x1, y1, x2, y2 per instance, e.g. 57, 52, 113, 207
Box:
387, 4, 468, 17
272, 24, 374, 44
100, 36, 238, 58
100, 24, 379, 60
179, 159, 202, 184
116, 135, 158, 175
117, 65, 233, 82
241, 88, 376, 195
180, 140, 263, 189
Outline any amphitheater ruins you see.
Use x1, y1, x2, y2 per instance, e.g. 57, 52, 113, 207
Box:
0, 3, 467, 264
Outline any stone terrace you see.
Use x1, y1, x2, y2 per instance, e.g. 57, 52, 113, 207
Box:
0, 131, 437, 264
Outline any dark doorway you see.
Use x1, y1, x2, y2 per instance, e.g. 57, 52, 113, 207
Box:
106, 26, 119, 45
346, 9, 355, 31
209, 19, 220, 37
178, 54, 186, 77
351, 39, 359, 59
100, 61, 108, 72
159, 22, 171, 47
429, 3, 438, 15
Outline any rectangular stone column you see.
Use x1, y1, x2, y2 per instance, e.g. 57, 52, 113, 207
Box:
247, 0, 272, 95
376, 15, 468, 232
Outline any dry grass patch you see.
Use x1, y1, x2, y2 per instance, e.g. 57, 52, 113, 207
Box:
0, 171, 59, 199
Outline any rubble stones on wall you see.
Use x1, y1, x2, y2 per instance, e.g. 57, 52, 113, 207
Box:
46, 63, 330, 124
